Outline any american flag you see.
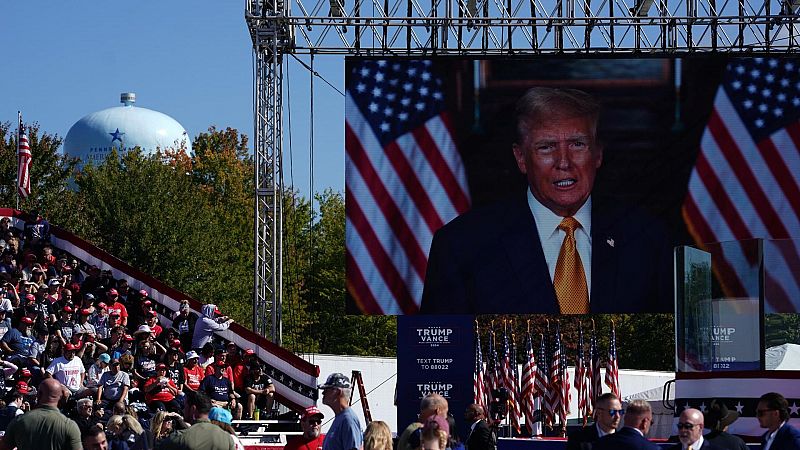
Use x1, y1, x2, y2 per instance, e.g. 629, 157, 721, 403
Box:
545, 325, 562, 427
605, 324, 620, 398
345, 59, 471, 314
558, 328, 570, 424
683, 57, 800, 314
17, 113, 31, 199
474, 328, 486, 409
520, 331, 542, 436
502, 325, 521, 433
486, 330, 499, 405
574, 325, 589, 426
535, 333, 550, 427
587, 325, 602, 412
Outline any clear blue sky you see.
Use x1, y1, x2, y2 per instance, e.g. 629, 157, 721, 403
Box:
2, 2, 345, 195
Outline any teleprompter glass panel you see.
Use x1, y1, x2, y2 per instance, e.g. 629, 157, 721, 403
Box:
676, 240, 763, 372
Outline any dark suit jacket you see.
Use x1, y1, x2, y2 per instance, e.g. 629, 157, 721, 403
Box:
419, 193, 673, 314
704, 430, 748, 450
762, 422, 800, 450
465, 420, 494, 450
593, 427, 661, 450
566, 424, 602, 450
665, 439, 724, 450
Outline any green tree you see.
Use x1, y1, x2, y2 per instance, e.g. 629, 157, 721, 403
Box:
0, 122, 81, 226
282, 189, 397, 357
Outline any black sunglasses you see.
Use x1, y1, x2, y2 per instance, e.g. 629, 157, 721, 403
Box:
676, 423, 699, 430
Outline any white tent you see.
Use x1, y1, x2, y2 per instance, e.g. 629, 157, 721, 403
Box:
765, 343, 800, 370
623, 383, 675, 439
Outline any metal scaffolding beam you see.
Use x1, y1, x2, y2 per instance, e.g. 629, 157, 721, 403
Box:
245, 0, 798, 341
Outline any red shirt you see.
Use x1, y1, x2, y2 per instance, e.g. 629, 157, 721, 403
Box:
284, 434, 326, 450
183, 365, 205, 391
144, 376, 178, 403
108, 302, 128, 319
232, 363, 249, 389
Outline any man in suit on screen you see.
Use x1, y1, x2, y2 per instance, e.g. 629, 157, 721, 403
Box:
420, 87, 673, 314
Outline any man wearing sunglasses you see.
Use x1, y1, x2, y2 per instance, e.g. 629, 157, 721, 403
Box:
567, 393, 622, 450
285, 406, 327, 450
757, 392, 800, 450
668, 408, 722, 450
594, 399, 659, 450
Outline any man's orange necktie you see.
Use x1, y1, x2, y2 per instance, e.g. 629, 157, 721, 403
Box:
553, 216, 589, 314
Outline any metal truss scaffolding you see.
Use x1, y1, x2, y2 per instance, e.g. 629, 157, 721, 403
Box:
245, 0, 798, 340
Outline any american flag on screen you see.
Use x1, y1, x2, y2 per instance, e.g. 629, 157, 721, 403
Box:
605, 324, 620, 398
345, 59, 471, 314
17, 113, 31, 199
683, 57, 800, 313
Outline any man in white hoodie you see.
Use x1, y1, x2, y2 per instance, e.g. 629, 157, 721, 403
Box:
191, 304, 234, 350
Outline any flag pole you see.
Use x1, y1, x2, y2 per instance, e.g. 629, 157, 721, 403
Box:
16, 111, 21, 211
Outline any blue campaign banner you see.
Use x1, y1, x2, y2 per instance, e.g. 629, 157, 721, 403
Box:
397, 315, 475, 441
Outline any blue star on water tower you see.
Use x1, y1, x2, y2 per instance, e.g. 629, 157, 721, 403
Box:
109, 128, 125, 143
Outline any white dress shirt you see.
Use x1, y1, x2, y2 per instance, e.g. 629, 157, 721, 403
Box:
526, 189, 592, 297
684, 435, 704, 450
764, 422, 787, 450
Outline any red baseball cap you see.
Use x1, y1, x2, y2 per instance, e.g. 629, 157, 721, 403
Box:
108, 289, 118, 296
156, 363, 167, 370
302, 406, 325, 420
124, 335, 135, 342
62, 306, 73, 313
139, 289, 149, 297
171, 339, 182, 348
20, 317, 33, 325
143, 300, 152, 306
245, 348, 256, 355
64, 343, 78, 351
16, 381, 29, 394
97, 302, 107, 309
24, 294, 35, 303
20, 369, 31, 378
80, 309, 92, 316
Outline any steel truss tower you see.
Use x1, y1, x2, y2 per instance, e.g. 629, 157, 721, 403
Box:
245, 0, 799, 340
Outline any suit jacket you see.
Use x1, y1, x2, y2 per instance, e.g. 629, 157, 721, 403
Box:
593, 427, 661, 450
704, 430, 748, 450
762, 422, 800, 450
419, 193, 673, 314
566, 424, 602, 450
666, 439, 724, 450
465, 420, 494, 450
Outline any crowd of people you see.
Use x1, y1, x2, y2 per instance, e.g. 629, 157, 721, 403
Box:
0, 215, 276, 449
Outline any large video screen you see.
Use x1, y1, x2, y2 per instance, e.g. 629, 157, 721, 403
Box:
345, 56, 800, 315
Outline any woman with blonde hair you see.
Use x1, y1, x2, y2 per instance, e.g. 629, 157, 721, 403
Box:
106, 414, 153, 450
364, 421, 393, 450
150, 410, 189, 444
419, 418, 448, 450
